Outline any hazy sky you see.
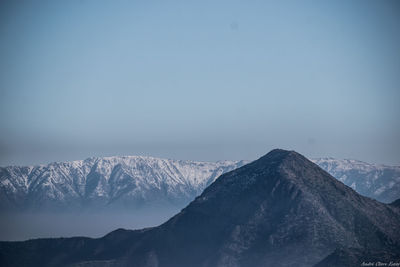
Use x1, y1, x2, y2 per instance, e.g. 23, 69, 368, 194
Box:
1, 0, 399, 166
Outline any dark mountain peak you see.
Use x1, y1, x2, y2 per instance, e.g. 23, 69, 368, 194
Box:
241, 148, 334, 189
254, 148, 303, 167
264, 148, 299, 157
161, 149, 400, 266
187, 148, 352, 216
260, 148, 297, 159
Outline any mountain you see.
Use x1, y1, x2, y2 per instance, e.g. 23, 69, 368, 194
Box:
1, 149, 399, 267
0, 156, 246, 212
1, 155, 399, 213
313, 158, 400, 203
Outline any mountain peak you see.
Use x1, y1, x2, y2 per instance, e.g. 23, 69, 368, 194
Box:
254, 149, 309, 169
244, 149, 324, 187
259, 148, 298, 161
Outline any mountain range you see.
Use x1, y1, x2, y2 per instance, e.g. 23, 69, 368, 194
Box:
1, 155, 399, 213
0, 156, 246, 212
313, 158, 400, 203
1, 149, 399, 267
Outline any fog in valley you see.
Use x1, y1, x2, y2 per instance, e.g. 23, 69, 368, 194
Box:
0, 208, 178, 241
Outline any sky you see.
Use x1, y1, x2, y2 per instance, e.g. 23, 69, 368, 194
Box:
0, 0, 399, 166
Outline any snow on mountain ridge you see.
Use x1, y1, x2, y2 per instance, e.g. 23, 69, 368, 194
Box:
312, 158, 400, 203
1, 155, 400, 212
312, 157, 389, 172
0, 156, 247, 211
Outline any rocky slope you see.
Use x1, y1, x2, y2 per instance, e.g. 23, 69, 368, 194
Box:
1, 149, 399, 267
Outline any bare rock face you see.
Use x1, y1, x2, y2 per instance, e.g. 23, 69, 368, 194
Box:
1, 149, 399, 267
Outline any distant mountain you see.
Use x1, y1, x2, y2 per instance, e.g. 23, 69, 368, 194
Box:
1, 149, 399, 267
0, 156, 246, 212
312, 158, 400, 203
1, 156, 399, 214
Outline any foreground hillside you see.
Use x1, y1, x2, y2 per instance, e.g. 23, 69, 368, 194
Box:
1, 149, 399, 267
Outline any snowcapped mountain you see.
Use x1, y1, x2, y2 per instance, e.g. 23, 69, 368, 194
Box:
1, 155, 399, 213
312, 158, 400, 203
0, 156, 247, 212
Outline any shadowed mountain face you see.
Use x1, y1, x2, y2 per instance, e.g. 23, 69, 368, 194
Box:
1, 149, 399, 267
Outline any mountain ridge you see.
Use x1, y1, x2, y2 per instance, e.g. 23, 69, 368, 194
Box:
2, 149, 399, 267
1, 153, 400, 214
313, 157, 400, 203
0, 156, 247, 212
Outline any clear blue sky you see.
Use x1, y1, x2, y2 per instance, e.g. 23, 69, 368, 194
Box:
1, 0, 399, 166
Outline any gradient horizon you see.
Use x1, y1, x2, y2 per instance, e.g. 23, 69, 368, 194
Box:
1, 0, 399, 166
